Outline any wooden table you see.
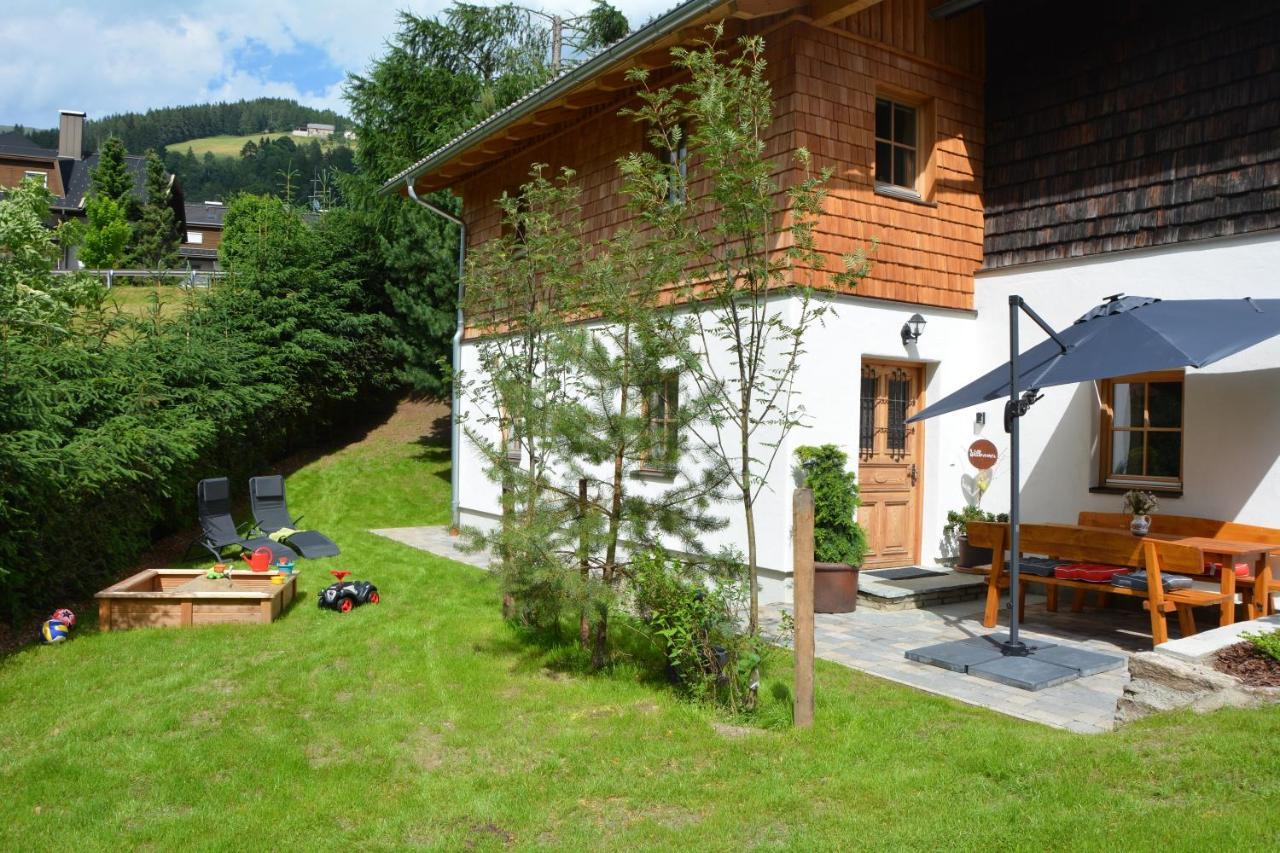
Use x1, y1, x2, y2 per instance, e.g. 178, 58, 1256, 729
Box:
1068, 525, 1276, 620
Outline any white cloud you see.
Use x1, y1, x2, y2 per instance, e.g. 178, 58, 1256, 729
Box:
0, 0, 683, 128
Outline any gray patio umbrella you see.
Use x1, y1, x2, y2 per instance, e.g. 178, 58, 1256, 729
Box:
908, 294, 1280, 654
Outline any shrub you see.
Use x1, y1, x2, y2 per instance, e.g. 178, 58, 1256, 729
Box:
795, 445, 867, 566
1245, 630, 1280, 664
943, 506, 1008, 541
630, 549, 763, 711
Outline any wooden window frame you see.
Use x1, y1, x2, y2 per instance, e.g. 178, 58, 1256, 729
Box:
640, 370, 680, 473
23, 170, 47, 188
874, 86, 936, 202
1097, 370, 1185, 491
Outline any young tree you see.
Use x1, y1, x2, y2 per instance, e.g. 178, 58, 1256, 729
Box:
128, 150, 181, 269
463, 165, 726, 671
621, 28, 873, 641
75, 195, 131, 269
92, 136, 134, 213
461, 166, 584, 631
552, 228, 725, 669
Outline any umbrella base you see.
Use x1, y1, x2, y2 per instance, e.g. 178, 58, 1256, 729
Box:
906, 634, 1124, 691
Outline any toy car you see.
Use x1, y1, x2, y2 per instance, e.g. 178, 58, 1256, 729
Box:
317, 570, 380, 613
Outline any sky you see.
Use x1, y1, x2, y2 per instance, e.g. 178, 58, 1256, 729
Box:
0, 0, 677, 128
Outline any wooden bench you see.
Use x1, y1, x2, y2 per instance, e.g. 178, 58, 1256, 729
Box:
966, 521, 1236, 647
1078, 511, 1278, 618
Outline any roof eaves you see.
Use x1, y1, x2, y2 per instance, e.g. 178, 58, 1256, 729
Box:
379, 0, 728, 195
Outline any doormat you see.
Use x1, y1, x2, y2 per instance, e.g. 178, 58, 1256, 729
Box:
866, 567, 947, 581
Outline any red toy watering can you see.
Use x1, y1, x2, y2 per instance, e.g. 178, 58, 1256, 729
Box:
241, 546, 273, 572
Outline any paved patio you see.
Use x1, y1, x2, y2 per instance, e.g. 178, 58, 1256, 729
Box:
372, 525, 1137, 733
759, 599, 1140, 733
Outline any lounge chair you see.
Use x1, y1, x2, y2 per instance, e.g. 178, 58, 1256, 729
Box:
189, 477, 298, 564
248, 475, 340, 559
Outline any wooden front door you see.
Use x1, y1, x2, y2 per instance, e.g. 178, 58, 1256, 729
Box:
858, 360, 925, 569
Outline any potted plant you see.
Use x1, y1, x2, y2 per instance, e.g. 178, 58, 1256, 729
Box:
1122, 490, 1160, 536
796, 445, 867, 613
944, 505, 1009, 568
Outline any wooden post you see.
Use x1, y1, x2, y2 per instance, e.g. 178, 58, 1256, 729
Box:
578, 477, 591, 645
793, 487, 815, 728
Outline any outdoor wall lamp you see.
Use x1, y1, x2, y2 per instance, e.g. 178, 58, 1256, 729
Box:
901, 313, 927, 346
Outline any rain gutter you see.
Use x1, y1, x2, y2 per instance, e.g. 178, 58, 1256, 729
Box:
406, 180, 465, 533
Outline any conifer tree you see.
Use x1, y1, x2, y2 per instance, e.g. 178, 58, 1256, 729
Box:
128, 150, 181, 269
92, 136, 134, 212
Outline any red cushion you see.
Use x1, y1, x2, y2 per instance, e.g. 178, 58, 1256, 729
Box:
1054, 563, 1130, 583
1206, 562, 1251, 577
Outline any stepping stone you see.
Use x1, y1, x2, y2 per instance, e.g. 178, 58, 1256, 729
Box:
904, 637, 1005, 672
867, 567, 947, 581
968, 655, 1079, 691
1029, 644, 1125, 676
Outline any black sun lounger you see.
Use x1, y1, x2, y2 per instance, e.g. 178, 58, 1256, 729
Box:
190, 477, 298, 563
248, 475, 340, 559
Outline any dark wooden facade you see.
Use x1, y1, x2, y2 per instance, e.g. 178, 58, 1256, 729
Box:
982, 0, 1280, 269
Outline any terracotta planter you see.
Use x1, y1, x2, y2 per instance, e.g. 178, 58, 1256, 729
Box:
956, 535, 993, 568
814, 561, 859, 613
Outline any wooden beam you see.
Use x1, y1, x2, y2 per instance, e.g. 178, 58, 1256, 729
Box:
732, 0, 805, 19
563, 90, 619, 110
806, 0, 882, 28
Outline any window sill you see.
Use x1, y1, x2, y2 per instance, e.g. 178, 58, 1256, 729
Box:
1089, 485, 1183, 498
874, 182, 935, 207
631, 467, 676, 481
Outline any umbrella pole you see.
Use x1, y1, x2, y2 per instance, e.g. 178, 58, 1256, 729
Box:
1004, 295, 1029, 656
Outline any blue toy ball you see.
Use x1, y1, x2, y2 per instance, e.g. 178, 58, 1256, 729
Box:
41, 619, 70, 644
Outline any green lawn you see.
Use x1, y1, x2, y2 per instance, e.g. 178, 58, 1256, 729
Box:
2, 406, 1278, 850
104, 284, 197, 322
166, 132, 351, 159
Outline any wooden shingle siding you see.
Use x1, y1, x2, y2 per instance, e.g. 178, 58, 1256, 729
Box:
799, 0, 985, 308
456, 0, 985, 313
983, 0, 1280, 269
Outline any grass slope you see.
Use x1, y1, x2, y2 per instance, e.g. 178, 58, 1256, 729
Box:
166, 133, 350, 159
2, 404, 1278, 850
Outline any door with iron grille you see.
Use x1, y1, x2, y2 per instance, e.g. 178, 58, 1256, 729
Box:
857, 360, 924, 569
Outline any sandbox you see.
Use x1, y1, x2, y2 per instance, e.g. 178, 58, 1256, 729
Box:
96, 568, 298, 631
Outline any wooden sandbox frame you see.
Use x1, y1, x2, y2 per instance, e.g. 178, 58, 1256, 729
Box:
96, 568, 298, 631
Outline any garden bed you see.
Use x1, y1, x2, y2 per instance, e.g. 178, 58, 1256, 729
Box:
1214, 641, 1280, 687
96, 568, 297, 631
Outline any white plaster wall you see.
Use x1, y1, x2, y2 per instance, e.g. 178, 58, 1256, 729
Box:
960, 231, 1280, 527
456, 292, 987, 604
455, 297, 798, 601
787, 294, 986, 582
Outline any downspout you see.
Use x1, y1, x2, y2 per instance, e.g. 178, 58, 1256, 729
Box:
406, 179, 466, 533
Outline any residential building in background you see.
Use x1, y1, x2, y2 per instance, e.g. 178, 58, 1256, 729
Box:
180, 201, 225, 271
0, 109, 187, 269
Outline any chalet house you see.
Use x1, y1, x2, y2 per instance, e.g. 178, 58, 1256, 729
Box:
180, 201, 226, 271
387, 0, 1280, 604
0, 110, 185, 269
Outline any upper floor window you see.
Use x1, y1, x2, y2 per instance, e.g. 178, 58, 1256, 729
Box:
875, 97, 918, 192
186, 231, 203, 244
1099, 371, 1184, 490
24, 170, 47, 188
